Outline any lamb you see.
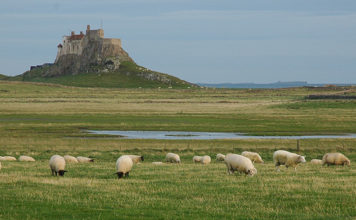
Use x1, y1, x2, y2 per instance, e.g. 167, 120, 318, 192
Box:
200, 155, 211, 165
273, 150, 306, 171
322, 152, 350, 166
76, 156, 94, 163
241, 151, 264, 163
18, 155, 35, 162
193, 156, 202, 163
115, 155, 133, 179
0, 156, 17, 161
310, 159, 322, 165
165, 153, 181, 163
64, 155, 79, 163
216, 153, 225, 161
49, 155, 67, 176
126, 155, 144, 164
224, 153, 257, 176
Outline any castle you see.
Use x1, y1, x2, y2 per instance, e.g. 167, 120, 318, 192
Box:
55, 25, 122, 63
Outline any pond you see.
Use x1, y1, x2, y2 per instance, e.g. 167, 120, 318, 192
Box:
87, 130, 356, 140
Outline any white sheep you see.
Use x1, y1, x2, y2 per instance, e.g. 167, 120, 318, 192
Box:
241, 151, 264, 163
224, 154, 257, 176
193, 156, 202, 163
273, 150, 306, 171
310, 159, 322, 165
201, 155, 211, 165
126, 155, 144, 164
64, 155, 79, 163
165, 153, 181, 163
49, 155, 67, 176
18, 155, 35, 162
115, 155, 133, 179
77, 156, 94, 163
322, 152, 350, 166
216, 153, 225, 161
0, 156, 17, 161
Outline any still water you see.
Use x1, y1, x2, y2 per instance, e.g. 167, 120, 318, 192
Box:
88, 130, 356, 140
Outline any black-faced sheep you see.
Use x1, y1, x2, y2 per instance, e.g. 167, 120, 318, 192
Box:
49, 155, 67, 176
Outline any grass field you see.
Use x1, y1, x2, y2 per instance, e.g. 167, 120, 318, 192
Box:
0, 81, 355, 219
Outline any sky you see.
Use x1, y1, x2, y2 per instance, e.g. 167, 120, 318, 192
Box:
0, 0, 356, 83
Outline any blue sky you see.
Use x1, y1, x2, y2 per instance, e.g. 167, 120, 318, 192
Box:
1, 0, 356, 83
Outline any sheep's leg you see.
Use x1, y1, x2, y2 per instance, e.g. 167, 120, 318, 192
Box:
275, 162, 281, 172
51, 169, 55, 176
125, 172, 129, 177
55, 171, 58, 176
226, 164, 232, 174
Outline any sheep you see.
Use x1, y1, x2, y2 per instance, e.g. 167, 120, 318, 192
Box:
64, 155, 78, 163
126, 155, 144, 164
193, 156, 202, 163
165, 153, 181, 163
0, 156, 17, 161
273, 150, 306, 171
224, 153, 257, 176
322, 153, 350, 166
241, 151, 264, 163
216, 153, 225, 161
310, 159, 322, 165
77, 156, 94, 163
115, 155, 133, 179
18, 155, 35, 162
49, 155, 67, 176
201, 155, 211, 165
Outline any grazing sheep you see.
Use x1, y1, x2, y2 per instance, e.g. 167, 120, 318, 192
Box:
77, 156, 94, 163
193, 156, 202, 163
126, 155, 144, 164
49, 155, 67, 176
18, 155, 35, 162
0, 156, 17, 161
152, 162, 163, 165
273, 150, 306, 171
201, 155, 211, 165
224, 154, 257, 176
310, 159, 322, 165
165, 153, 181, 163
115, 155, 133, 179
64, 155, 78, 163
216, 153, 225, 161
322, 153, 350, 166
241, 151, 264, 163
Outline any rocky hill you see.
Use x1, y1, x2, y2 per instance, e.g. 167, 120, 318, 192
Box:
9, 25, 194, 88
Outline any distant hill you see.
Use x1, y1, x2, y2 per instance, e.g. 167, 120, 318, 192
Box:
198, 81, 355, 89
1, 25, 194, 89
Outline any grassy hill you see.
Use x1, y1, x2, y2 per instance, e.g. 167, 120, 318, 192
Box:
3, 61, 194, 89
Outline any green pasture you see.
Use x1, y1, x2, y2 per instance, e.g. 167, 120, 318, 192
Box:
0, 81, 355, 219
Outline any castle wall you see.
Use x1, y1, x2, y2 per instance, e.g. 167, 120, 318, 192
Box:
55, 27, 122, 63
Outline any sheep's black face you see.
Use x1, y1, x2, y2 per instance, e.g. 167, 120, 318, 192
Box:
141, 156, 144, 162
58, 170, 67, 176
117, 172, 124, 179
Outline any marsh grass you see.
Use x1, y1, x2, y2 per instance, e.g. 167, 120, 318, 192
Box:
0, 81, 355, 219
